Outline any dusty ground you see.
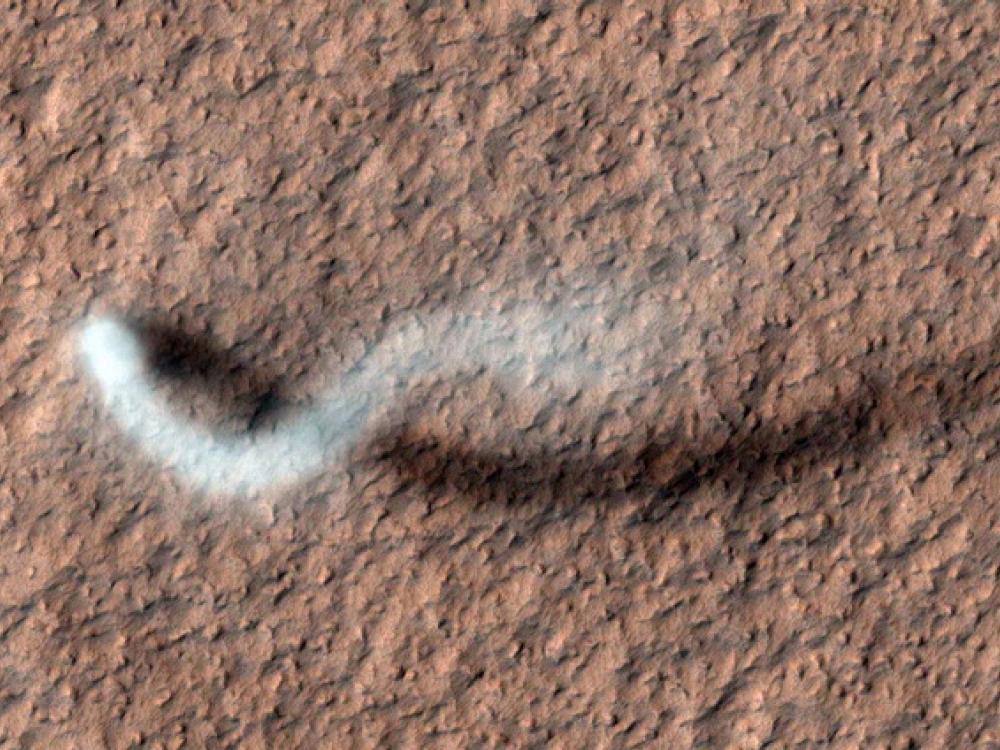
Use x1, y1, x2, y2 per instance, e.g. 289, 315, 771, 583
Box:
3, 1, 1000, 747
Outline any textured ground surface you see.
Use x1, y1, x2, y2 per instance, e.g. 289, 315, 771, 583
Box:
4, 1, 1000, 747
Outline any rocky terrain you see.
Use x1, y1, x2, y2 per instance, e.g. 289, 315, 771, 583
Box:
3, 1, 1000, 747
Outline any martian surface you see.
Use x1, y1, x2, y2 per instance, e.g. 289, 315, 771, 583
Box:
3, 1, 1000, 747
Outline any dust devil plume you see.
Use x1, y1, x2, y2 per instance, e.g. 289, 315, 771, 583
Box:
76, 302, 651, 497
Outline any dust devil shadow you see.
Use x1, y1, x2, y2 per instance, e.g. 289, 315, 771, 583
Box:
369, 332, 1000, 521
137, 316, 293, 431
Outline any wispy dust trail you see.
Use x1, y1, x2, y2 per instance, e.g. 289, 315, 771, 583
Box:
77, 301, 679, 497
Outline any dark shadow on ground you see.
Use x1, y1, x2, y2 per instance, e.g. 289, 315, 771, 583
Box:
368, 331, 1000, 521
136, 316, 294, 430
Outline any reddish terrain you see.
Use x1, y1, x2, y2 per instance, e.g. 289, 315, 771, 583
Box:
3, 2, 1000, 747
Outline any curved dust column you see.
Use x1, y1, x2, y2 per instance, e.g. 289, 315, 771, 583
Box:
76, 302, 648, 497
